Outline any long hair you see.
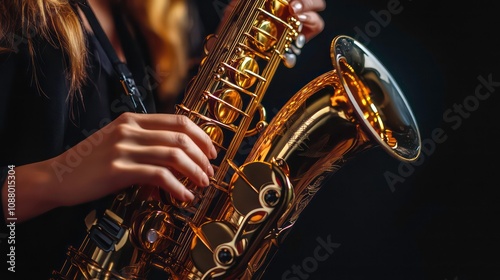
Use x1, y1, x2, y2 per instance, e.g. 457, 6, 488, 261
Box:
0, 0, 87, 103
0, 0, 189, 108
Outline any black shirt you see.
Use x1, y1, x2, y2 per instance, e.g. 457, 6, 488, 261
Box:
0, 9, 157, 279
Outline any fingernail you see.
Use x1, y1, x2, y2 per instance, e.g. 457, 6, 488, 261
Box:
208, 144, 217, 159
211, 146, 217, 159
297, 14, 308, 21
291, 1, 303, 14
202, 171, 210, 186
185, 190, 195, 201
207, 164, 214, 177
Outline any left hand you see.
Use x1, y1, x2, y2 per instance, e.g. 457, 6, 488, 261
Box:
289, 0, 326, 42
219, 0, 326, 43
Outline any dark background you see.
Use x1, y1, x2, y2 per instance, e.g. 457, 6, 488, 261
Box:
197, 0, 500, 279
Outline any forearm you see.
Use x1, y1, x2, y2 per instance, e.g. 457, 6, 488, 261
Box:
1, 160, 61, 223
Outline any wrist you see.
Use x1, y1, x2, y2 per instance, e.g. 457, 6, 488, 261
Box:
2, 160, 60, 223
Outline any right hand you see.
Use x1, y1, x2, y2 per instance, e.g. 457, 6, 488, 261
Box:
217, 0, 326, 42
289, 0, 326, 42
53, 112, 217, 206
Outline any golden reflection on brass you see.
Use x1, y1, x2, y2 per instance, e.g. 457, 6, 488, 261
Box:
267, 0, 288, 17
329, 87, 351, 116
384, 129, 398, 148
249, 211, 266, 223
234, 56, 259, 89
189, 222, 214, 253
252, 19, 278, 52
201, 123, 224, 150
131, 209, 176, 254
203, 33, 217, 55
190, 221, 236, 274
210, 89, 243, 124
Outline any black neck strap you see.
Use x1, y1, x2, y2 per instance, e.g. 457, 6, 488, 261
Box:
76, 0, 148, 114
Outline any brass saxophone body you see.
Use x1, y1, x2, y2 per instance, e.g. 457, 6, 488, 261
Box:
52, 1, 421, 279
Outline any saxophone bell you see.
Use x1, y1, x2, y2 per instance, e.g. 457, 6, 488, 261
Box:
330, 35, 421, 161
242, 35, 421, 279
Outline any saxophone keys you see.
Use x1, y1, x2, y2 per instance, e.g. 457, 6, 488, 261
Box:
295, 33, 306, 49
267, 0, 288, 18
286, 33, 306, 58
190, 221, 239, 274
209, 89, 243, 124
229, 161, 291, 218
283, 52, 297, 68
201, 123, 224, 152
251, 19, 278, 52
290, 44, 301, 56
132, 210, 176, 253
232, 56, 260, 89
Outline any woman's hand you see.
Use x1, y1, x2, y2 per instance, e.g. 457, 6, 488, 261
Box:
289, 0, 326, 42
211, 0, 325, 69
56, 113, 217, 203
4, 113, 217, 222
219, 0, 326, 45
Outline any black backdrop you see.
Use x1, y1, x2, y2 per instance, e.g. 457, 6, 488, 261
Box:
195, 0, 500, 279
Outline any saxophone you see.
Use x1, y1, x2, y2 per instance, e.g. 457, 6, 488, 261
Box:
52, 1, 421, 279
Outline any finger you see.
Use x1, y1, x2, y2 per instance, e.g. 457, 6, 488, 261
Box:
297, 12, 325, 41
289, 0, 326, 14
123, 113, 218, 159
118, 163, 195, 201
123, 128, 214, 177
123, 145, 211, 188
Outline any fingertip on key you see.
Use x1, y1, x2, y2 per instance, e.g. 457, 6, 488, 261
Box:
207, 164, 215, 177
291, 1, 303, 14
184, 189, 195, 201
210, 145, 218, 159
